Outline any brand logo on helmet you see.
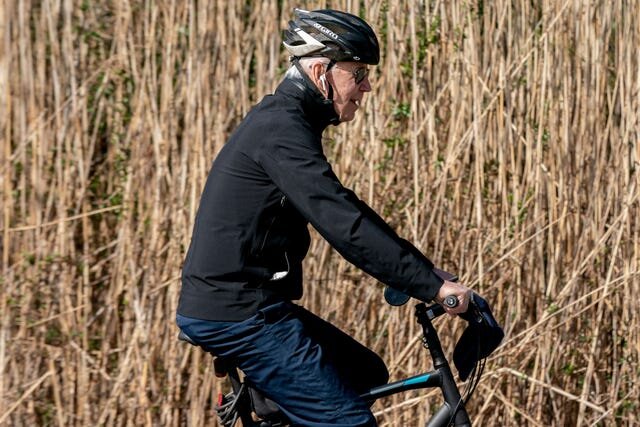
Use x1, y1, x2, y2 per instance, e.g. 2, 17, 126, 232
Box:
312, 23, 339, 40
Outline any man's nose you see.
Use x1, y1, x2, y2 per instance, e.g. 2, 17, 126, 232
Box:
360, 76, 372, 92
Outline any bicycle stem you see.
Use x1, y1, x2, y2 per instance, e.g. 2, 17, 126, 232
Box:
415, 303, 471, 427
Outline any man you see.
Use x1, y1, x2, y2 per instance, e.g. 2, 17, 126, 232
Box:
177, 9, 473, 426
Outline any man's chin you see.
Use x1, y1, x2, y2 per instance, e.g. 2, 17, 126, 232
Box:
338, 110, 357, 122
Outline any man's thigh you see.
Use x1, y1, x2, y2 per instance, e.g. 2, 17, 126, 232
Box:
242, 302, 378, 426
292, 304, 389, 392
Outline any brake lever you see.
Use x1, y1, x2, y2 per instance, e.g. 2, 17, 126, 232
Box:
459, 296, 487, 324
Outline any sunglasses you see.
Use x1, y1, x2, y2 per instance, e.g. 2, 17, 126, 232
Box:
331, 64, 370, 84
351, 67, 370, 84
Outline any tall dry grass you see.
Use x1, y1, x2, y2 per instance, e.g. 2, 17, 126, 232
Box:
1, 0, 638, 426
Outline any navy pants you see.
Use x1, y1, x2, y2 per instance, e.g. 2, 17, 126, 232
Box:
176, 301, 389, 426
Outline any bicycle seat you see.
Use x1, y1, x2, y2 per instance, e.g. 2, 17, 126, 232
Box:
177, 330, 229, 377
178, 330, 197, 346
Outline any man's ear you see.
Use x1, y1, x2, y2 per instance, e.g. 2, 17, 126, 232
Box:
310, 62, 328, 96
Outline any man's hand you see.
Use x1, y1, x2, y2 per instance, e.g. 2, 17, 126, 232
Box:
436, 280, 473, 316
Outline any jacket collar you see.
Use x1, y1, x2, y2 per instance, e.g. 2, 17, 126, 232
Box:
275, 77, 340, 131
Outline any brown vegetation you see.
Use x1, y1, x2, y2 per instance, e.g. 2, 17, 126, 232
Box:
1, 0, 638, 426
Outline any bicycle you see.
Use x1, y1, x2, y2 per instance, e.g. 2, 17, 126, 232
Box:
178, 273, 504, 427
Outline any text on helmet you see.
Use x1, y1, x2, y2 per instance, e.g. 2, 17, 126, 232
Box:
312, 23, 339, 40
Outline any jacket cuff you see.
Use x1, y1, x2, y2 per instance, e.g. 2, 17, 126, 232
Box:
405, 268, 444, 302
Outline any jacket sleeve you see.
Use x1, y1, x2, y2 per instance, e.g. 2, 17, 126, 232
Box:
256, 128, 444, 302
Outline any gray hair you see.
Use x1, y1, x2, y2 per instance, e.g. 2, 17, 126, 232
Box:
284, 57, 331, 81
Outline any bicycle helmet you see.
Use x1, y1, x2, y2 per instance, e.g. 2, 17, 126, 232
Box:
283, 9, 380, 65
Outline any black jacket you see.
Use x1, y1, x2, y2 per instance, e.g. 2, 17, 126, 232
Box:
178, 77, 444, 321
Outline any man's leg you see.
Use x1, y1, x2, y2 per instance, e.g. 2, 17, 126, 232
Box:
292, 304, 389, 394
176, 302, 378, 427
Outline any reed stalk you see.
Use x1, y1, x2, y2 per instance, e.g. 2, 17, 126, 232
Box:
1, 0, 638, 425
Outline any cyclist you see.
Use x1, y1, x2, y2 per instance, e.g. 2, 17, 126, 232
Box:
177, 8, 473, 426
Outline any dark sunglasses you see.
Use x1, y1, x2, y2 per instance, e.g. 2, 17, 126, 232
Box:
331, 64, 370, 84
351, 67, 369, 84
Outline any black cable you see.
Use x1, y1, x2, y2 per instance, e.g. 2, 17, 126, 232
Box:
448, 370, 476, 425
445, 348, 487, 426
464, 359, 485, 404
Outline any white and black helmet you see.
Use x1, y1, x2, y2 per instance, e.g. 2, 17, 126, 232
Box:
283, 9, 380, 65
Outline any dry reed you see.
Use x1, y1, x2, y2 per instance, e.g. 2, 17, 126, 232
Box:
1, 0, 638, 426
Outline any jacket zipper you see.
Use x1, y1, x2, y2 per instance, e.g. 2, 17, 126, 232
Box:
258, 195, 286, 255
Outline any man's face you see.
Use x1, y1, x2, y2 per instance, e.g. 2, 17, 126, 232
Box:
326, 62, 372, 122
